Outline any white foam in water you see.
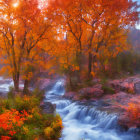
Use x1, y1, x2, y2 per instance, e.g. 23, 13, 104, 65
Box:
47, 79, 65, 96
45, 80, 140, 140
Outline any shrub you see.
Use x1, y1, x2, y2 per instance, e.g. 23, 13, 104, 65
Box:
44, 115, 63, 140
32, 88, 45, 100
7, 86, 15, 99
120, 97, 140, 127
14, 95, 40, 112
100, 78, 115, 94
0, 93, 63, 140
102, 85, 115, 94
0, 109, 32, 139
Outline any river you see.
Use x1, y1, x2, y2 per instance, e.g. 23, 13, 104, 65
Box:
44, 79, 140, 140
0, 77, 140, 140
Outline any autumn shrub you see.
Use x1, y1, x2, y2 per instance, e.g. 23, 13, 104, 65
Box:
14, 95, 40, 112
0, 95, 40, 112
32, 88, 45, 100
7, 86, 15, 99
0, 109, 32, 139
102, 85, 115, 94
121, 97, 140, 127
100, 78, 115, 94
44, 115, 63, 140
0, 93, 63, 140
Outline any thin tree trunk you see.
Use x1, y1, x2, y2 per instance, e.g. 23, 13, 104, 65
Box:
13, 73, 19, 92
23, 79, 29, 94
88, 52, 92, 78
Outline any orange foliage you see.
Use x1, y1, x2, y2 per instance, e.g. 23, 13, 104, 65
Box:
126, 103, 140, 122
49, 0, 139, 77
0, 109, 31, 138
121, 97, 140, 126
0, 0, 139, 90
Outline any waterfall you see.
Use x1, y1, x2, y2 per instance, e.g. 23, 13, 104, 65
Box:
45, 80, 140, 140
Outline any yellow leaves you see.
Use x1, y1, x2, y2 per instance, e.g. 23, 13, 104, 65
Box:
44, 127, 53, 138
23, 126, 29, 134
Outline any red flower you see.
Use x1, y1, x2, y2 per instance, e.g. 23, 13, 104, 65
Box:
1, 136, 11, 140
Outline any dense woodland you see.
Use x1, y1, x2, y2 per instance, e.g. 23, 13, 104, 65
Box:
0, 0, 139, 92
0, 0, 140, 139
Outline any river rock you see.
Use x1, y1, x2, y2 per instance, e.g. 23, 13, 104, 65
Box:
78, 85, 104, 98
109, 76, 140, 94
41, 101, 56, 114
63, 92, 77, 99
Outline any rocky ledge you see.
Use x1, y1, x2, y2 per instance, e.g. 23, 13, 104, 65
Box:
40, 101, 56, 114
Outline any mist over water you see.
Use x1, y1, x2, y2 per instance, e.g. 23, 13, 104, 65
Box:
0, 77, 14, 93
45, 80, 140, 140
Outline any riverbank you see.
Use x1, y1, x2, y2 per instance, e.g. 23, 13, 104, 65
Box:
45, 79, 140, 140
0, 77, 63, 140
63, 75, 140, 130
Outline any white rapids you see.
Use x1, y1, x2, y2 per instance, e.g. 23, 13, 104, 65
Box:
45, 80, 140, 140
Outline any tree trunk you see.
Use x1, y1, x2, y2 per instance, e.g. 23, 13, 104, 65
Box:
13, 73, 19, 92
75, 51, 81, 83
88, 52, 92, 78
14, 79, 19, 92
23, 79, 29, 94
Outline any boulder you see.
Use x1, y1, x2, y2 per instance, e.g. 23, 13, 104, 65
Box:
78, 85, 104, 99
41, 101, 56, 114
109, 76, 140, 94
63, 92, 77, 99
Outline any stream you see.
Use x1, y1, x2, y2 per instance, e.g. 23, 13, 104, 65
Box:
0, 77, 140, 140
44, 79, 140, 140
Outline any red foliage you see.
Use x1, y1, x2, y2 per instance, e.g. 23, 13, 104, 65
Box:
121, 96, 140, 126
0, 109, 30, 138
1, 136, 11, 140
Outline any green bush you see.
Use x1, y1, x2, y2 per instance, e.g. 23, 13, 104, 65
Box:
32, 88, 45, 100
0, 90, 63, 140
102, 85, 115, 94
7, 86, 15, 99
100, 78, 115, 94
44, 115, 63, 140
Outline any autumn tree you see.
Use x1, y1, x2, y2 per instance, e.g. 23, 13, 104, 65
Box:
0, 0, 54, 93
50, 0, 139, 80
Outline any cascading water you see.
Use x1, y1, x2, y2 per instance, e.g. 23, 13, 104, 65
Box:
45, 80, 140, 140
